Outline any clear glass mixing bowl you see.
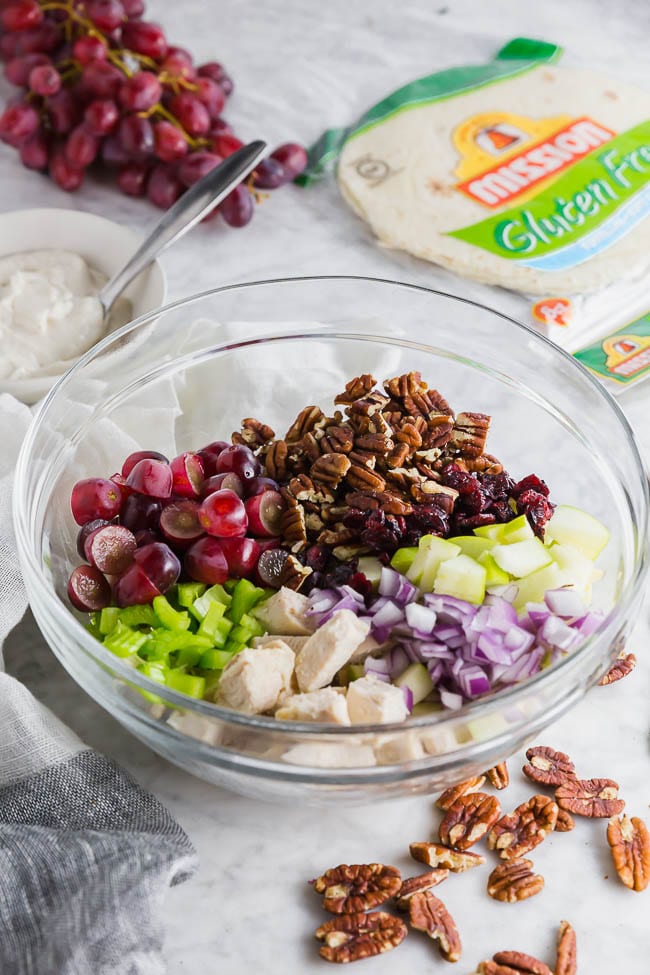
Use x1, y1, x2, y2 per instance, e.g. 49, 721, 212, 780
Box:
14, 277, 649, 803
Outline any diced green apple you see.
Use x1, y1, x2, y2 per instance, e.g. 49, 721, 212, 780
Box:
357, 555, 384, 588
545, 505, 610, 560
390, 546, 418, 575
479, 551, 511, 587
549, 542, 595, 588
492, 538, 552, 577
406, 535, 461, 591
394, 662, 435, 705
501, 514, 535, 543
512, 562, 568, 611
449, 535, 496, 559
433, 554, 486, 604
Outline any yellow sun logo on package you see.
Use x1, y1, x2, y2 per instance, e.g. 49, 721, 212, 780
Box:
574, 313, 650, 385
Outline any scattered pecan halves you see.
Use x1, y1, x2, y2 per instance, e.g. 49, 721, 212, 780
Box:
492, 951, 553, 975
522, 747, 576, 787
486, 859, 544, 903
315, 911, 407, 963
555, 921, 577, 975
554, 808, 575, 833
488, 795, 558, 860
606, 815, 650, 891
408, 892, 462, 963
436, 775, 486, 811
439, 792, 501, 851
598, 651, 637, 685
555, 778, 625, 818
312, 863, 402, 914
485, 762, 510, 790
396, 870, 449, 908
410, 841, 485, 872
478, 962, 549, 975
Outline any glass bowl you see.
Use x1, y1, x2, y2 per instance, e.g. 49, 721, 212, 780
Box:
14, 277, 649, 803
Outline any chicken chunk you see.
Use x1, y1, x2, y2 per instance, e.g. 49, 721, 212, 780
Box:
275, 687, 350, 725
217, 640, 294, 715
252, 634, 310, 654
295, 610, 370, 693
347, 675, 408, 724
252, 587, 314, 636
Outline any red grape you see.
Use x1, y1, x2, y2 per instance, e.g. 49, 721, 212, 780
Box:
77, 518, 112, 559
147, 163, 183, 209
122, 20, 168, 60
177, 149, 221, 187
19, 128, 49, 169
87, 524, 137, 574
256, 548, 289, 588
135, 529, 158, 548
153, 119, 187, 162
201, 472, 244, 498
28, 63, 61, 96
208, 117, 233, 140
1, 1, 43, 32
121, 0, 144, 16
219, 184, 254, 228
184, 536, 228, 585
68, 564, 112, 611
160, 51, 195, 82
197, 61, 233, 96
198, 489, 248, 538
50, 145, 84, 190
87, 0, 125, 32
125, 458, 172, 498
218, 536, 260, 579
133, 541, 180, 592
114, 562, 160, 607
2, 21, 59, 56
197, 440, 229, 475
159, 499, 204, 547
118, 71, 162, 112
0, 101, 38, 146
215, 445, 261, 481
65, 125, 99, 168
119, 493, 162, 532
213, 133, 244, 158
244, 490, 284, 537
271, 142, 308, 179
244, 476, 280, 498
117, 160, 150, 195
82, 60, 123, 100
118, 113, 154, 158
170, 451, 204, 498
195, 77, 225, 119
169, 92, 209, 136
4, 53, 50, 87
101, 133, 129, 166
121, 449, 168, 477
47, 88, 81, 134
71, 477, 122, 526
72, 35, 108, 65
253, 157, 288, 189
84, 98, 119, 136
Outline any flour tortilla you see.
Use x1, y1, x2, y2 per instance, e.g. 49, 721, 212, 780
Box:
337, 65, 650, 295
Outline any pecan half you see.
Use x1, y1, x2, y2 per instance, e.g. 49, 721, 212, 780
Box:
395, 870, 449, 908
487, 795, 558, 859
449, 411, 491, 457
232, 417, 275, 447
264, 440, 288, 480
315, 911, 407, 963
606, 814, 650, 891
492, 951, 552, 975
598, 651, 637, 685
334, 374, 376, 404
555, 778, 625, 818
384, 371, 426, 398
312, 863, 402, 914
421, 415, 454, 450
281, 504, 307, 546
288, 474, 335, 504
346, 464, 386, 492
375, 491, 413, 516
394, 422, 423, 449
277, 554, 312, 591
310, 452, 351, 487
436, 774, 486, 811
408, 892, 461, 962
387, 442, 410, 468
409, 841, 485, 872
487, 858, 544, 903
301, 431, 322, 462
439, 792, 501, 850
354, 433, 393, 455
555, 921, 577, 975
554, 808, 575, 832
485, 762, 509, 790
347, 448, 377, 469
285, 405, 325, 442
464, 453, 504, 474
320, 425, 355, 454
522, 746, 576, 786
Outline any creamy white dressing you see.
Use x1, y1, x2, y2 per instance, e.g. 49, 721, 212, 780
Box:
0, 250, 115, 380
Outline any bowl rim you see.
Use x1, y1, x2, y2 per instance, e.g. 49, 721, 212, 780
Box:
14, 274, 650, 737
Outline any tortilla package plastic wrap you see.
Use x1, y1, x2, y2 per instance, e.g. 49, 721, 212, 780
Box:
299, 38, 650, 394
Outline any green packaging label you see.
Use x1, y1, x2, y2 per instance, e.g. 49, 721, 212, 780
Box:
574, 313, 650, 385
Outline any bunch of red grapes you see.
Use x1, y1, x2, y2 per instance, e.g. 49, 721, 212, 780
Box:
69, 441, 289, 611
0, 0, 307, 226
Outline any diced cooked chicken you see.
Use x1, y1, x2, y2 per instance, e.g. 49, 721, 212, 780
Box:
295, 610, 370, 693
347, 675, 408, 724
374, 732, 425, 764
275, 687, 350, 724
349, 634, 391, 663
217, 640, 294, 715
283, 742, 376, 768
252, 587, 314, 636
252, 634, 310, 653
167, 711, 221, 746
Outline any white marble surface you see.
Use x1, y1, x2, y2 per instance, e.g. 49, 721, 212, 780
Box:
2, 0, 650, 972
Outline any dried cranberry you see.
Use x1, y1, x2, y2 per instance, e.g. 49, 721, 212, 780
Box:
512, 474, 550, 498
304, 544, 328, 572
487, 499, 515, 523
516, 489, 555, 537
440, 463, 473, 490
347, 572, 372, 597
480, 471, 515, 500
407, 505, 449, 537
452, 512, 496, 533
342, 507, 369, 533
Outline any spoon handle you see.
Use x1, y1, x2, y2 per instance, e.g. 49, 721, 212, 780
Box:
99, 139, 268, 315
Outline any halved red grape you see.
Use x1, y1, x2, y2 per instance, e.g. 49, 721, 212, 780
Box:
201, 472, 243, 498
71, 477, 122, 525
77, 518, 112, 559
196, 440, 229, 475
218, 536, 260, 578
87, 524, 137, 574
256, 547, 289, 587
122, 450, 169, 478
167, 452, 204, 498
125, 458, 172, 498
184, 536, 228, 585
244, 490, 284, 537
133, 541, 180, 593
244, 476, 279, 498
160, 499, 204, 547
119, 493, 162, 533
68, 564, 112, 611
215, 444, 260, 481
114, 562, 160, 607
198, 489, 247, 538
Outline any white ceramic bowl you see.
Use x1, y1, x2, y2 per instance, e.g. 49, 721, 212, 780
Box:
0, 207, 167, 404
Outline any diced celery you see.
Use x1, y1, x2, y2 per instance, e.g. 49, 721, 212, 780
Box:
202, 670, 222, 697
86, 614, 102, 640
104, 621, 150, 658
118, 604, 157, 628
223, 640, 246, 656
197, 599, 227, 639
177, 581, 206, 607
165, 671, 206, 699
174, 646, 204, 668
212, 616, 234, 649
138, 661, 167, 684
153, 595, 191, 632
390, 546, 418, 575
449, 536, 496, 559
223, 579, 237, 594
229, 578, 266, 624
433, 554, 486, 604
200, 648, 235, 670
99, 607, 120, 635
394, 662, 435, 705
191, 583, 232, 621
147, 629, 213, 654
238, 612, 265, 637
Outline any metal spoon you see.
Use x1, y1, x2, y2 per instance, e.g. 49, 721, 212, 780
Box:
98, 139, 268, 322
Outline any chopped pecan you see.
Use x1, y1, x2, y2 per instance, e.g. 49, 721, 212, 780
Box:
287, 474, 335, 504
396, 870, 449, 908
315, 911, 407, 963
422, 415, 454, 449
375, 491, 413, 516
346, 464, 386, 492
554, 808, 575, 832
555, 921, 577, 975
348, 448, 377, 469
410, 479, 455, 503
488, 795, 558, 859
522, 746, 576, 786
439, 792, 501, 851
598, 651, 637, 685
487, 858, 544, 903
436, 774, 486, 811
384, 371, 427, 398
317, 527, 356, 546
409, 841, 485, 872
281, 504, 307, 546
408, 892, 461, 962
485, 762, 509, 790
334, 374, 377, 404
385, 466, 422, 489
354, 433, 394, 456
555, 777, 625, 818
232, 417, 275, 447
320, 425, 355, 454
277, 554, 312, 591
394, 422, 423, 449
492, 951, 552, 975
264, 440, 288, 480
344, 491, 379, 511
301, 431, 322, 462
464, 453, 504, 474
306, 512, 325, 532
312, 863, 402, 914
606, 814, 650, 891
284, 405, 325, 443
333, 543, 369, 561
449, 412, 491, 457
310, 452, 351, 487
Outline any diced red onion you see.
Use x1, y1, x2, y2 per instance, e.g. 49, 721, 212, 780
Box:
364, 657, 391, 682
538, 615, 580, 651
544, 588, 587, 620
575, 611, 604, 637
439, 687, 464, 710
405, 602, 437, 636
525, 602, 551, 625
378, 566, 417, 605
401, 684, 414, 712
458, 664, 491, 699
